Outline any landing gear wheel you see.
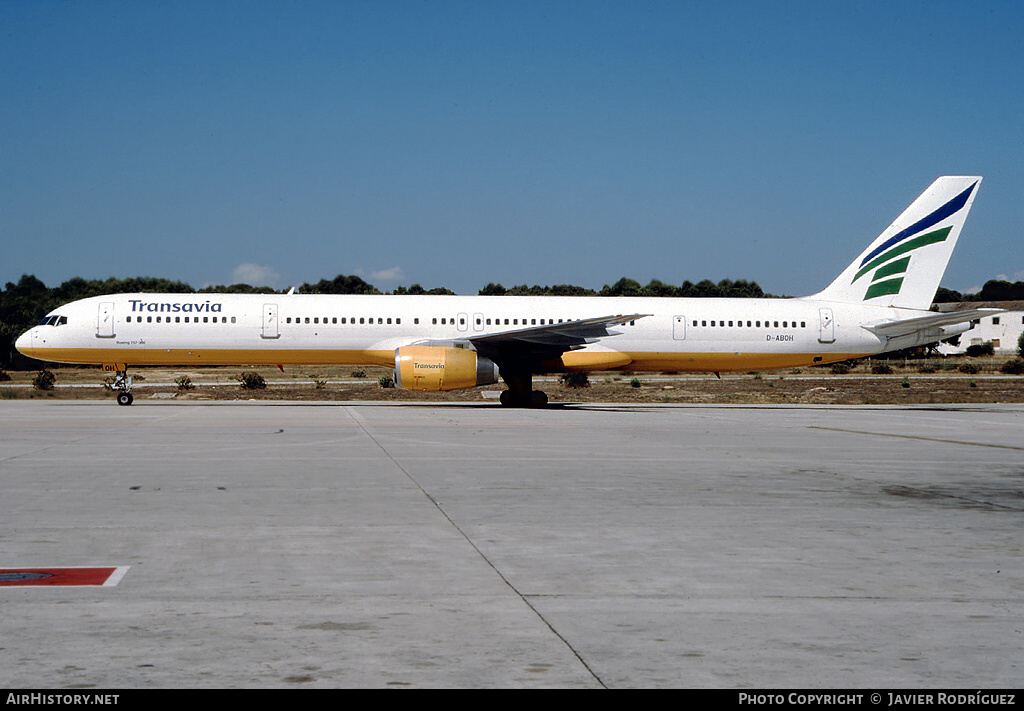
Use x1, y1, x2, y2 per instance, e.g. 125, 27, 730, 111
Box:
499, 389, 548, 408
116, 392, 134, 406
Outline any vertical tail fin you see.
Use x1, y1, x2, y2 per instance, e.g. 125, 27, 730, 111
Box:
810, 176, 981, 309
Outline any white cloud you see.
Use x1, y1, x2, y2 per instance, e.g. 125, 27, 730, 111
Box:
230, 263, 281, 287
367, 266, 405, 284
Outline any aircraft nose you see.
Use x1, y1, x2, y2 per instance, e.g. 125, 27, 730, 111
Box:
15, 329, 33, 354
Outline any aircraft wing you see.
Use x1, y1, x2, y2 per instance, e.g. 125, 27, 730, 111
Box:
862, 309, 1002, 338
467, 313, 651, 349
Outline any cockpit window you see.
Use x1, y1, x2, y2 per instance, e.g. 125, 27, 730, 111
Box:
37, 315, 67, 326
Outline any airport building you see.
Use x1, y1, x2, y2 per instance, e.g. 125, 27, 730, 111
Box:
935, 301, 1024, 354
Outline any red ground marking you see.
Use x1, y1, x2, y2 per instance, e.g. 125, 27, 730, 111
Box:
0, 567, 127, 587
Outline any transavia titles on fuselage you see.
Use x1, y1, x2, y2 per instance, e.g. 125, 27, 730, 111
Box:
16, 176, 998, 407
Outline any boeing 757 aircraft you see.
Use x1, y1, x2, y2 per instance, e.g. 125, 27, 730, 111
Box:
16, 176, 997, 407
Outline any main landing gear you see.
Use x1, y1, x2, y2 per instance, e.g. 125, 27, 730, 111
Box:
498, 369, 548, 408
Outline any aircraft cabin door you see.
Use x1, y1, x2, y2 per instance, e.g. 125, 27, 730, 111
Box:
97, 302, 115, 338
473, 312, 484, 332
818, 308, 835, 343
458, 312, 469, 332
673, 315, 686, 340
262, 303, 280, 339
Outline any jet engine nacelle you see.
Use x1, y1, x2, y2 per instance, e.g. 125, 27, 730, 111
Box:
394, 346, 499, 392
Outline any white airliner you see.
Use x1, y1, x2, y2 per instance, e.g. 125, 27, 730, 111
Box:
16, 176, 997, 407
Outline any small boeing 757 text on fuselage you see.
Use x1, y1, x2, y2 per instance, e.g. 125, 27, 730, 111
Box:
16, 176, 998, 407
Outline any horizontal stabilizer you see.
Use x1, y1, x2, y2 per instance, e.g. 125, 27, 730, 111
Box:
862, 309, 1002, 338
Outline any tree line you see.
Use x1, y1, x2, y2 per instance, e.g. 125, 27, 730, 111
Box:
934, 280, 1024, 303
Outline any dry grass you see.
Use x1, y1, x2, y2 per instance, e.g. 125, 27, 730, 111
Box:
2, 358, 1022, 405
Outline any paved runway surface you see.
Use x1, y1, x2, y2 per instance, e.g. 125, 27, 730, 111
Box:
1, 400, 1021, 688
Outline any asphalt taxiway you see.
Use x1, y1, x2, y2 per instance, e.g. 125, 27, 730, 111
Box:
1, 400, 1021, 688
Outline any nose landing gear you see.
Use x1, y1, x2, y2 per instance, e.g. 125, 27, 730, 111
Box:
105, 365, 134, 406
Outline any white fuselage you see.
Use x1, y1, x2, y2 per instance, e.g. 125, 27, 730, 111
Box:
16, 292, 938, 373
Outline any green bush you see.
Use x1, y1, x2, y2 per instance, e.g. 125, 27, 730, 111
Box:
958, 362, 979, 374
871, 363, 894, 375
1018, 332, 1024, 358
175, 376, 195, 390
630, 378, 641, 388
965, 342, 995, 357
236, 372, 267, 389
378, 375, 394, 388
999, 358, 1024, 375
559, 372, 590, 388
33, 369, 55, 390
0, 370, 11, 382
830, 363, 850, 375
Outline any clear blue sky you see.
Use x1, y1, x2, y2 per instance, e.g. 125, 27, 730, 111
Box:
3, 0, 1022, 296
